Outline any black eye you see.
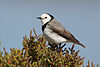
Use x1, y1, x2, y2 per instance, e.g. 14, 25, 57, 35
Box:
45, 17, 47, 19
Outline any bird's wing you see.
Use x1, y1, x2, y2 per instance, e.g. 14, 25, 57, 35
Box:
48, 19, 79, 43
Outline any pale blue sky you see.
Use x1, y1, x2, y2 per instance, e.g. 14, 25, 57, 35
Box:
0, 0, 100, 65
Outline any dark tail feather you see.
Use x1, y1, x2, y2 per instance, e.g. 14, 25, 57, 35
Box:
77, 42, 86, 48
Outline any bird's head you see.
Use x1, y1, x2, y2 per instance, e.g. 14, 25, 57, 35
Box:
37, 13, 54, 25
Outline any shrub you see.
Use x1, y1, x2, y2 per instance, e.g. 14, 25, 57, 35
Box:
0, 28, 98, 67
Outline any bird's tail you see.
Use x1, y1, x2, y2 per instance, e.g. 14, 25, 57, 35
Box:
77, 42, 86, 48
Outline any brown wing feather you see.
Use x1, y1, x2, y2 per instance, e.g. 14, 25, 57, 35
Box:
48, 19, 79, 43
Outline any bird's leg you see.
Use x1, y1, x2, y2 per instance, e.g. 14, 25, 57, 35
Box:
48, 43, 58, 51
48, 42, 55, 50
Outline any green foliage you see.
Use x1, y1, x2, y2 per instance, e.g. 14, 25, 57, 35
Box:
0, 28, 98, 67
0, 41, 1, 47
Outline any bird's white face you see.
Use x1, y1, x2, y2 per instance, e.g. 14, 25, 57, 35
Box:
38, 14, 52, 25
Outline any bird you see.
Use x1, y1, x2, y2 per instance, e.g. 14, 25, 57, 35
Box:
37, 13, 86, 48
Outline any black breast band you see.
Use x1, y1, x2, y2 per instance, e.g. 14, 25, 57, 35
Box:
42, 22, 49, 31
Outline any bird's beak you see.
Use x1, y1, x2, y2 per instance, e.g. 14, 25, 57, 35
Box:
37, 17, 42, 19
